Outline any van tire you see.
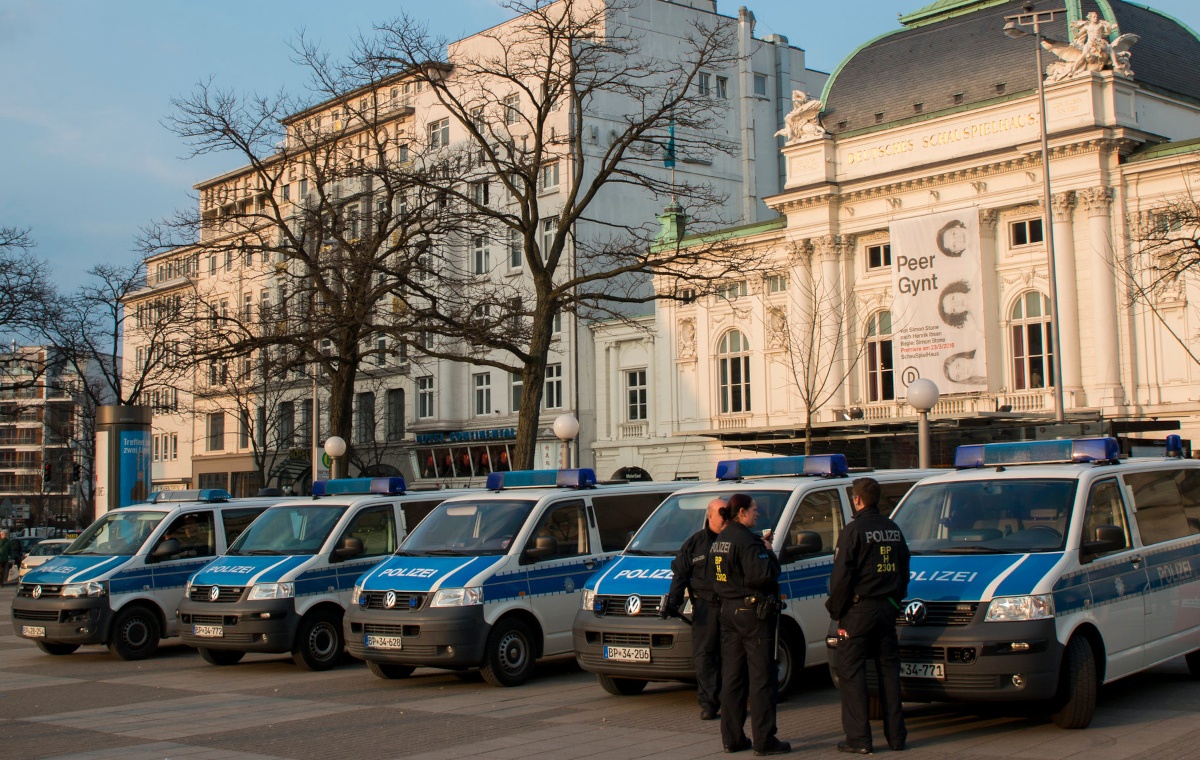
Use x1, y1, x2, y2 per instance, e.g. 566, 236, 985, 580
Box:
36, 642, 79, 655
108, 605, 160, 661
1051, 636, 1097, 729
596, 673, 648, 695
480, 618, 535, 687
776, 628, 803, 697
292, 610, 344, 671
1186, 650, 1200, 679
198, 648, 245, 666
367, 660, 415, 679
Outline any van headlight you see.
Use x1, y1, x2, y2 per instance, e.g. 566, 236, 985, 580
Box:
353, 584, 366, 606
985, 594, 1054, 622
248, 582, 295, 600
431, 587, 483, 607
60, 581, 107, 598
581, 588, 596, 611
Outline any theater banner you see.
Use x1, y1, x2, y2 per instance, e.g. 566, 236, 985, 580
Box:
889, 208, 987, 395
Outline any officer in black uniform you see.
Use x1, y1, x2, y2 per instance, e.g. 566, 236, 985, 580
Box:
663, 497, 728, 720
827, 477, 911, 754
710, 493, 790, 756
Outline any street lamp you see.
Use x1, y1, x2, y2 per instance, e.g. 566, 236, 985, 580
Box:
324, 436, 347, 480
552, 413, 580, 470
1004, 5, 1067, 423
907, 379, 940, 469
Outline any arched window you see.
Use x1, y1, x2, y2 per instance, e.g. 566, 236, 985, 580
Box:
718, 330, 751, 414
865, 311, 894, 402
1011, 291, 1053, 390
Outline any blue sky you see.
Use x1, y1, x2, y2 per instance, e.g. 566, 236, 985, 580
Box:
1, 0, 1197, 289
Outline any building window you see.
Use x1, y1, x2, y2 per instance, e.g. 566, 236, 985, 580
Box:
473, 234, 490, 275
716, 76, 729, 99
540, 161, 560, 191
505, 94, 520, 125
206, 412, 225, 452
541, 216, 558, 261
511, 373, 523, 412
472, 181, 489, 205
865, 311, 895, 403
428, 117, 449, 149
717, 330, 751, 414
544, 363, 563, 409
753, 73, 768, 97
170, 433, 178, 461
766, 274, 787, 293
867, 243, 892, 270
239, 410, 251, 449
355, 392, 375, 444
697, 72, 711, 96
1011, 218, 1044, 247
1011, 291, 1054, 390
417, 376, 435, 419
153, 435, 160, 462
387, 389, 405, 441
509, 228, 523, 269
717, 280, 748, 301
473, 373, 492, 416
208, 255, 216, 275
296, 399, 312, 448
627, 370, 648, 421
278, 401, 295, 448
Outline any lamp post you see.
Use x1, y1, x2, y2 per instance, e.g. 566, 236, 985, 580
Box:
324, 436, 347, 480
1004, 5, 1067, 423
907, 379, 940, 469
552, 413, 580, 470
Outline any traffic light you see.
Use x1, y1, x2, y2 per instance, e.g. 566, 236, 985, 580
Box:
72, 463, 81, 482
43, 462, 52, 482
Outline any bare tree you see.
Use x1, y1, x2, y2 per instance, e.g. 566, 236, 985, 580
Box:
1126, 199, 1200, 366
0, 226, 53, 337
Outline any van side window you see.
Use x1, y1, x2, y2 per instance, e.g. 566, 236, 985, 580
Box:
591, 491, 671, 552
528, 501, 589, 560
1082, 479, 1131, 554
155, 511, 216, 560
222, 508, 267, 546
400, 500, 442, 533
1125, 470, 1197, 544
843, 481, 916, 516
785, 489, 842, 557
339, 506, 398, 557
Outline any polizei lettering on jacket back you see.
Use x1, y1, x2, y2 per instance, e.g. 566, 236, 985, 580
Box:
614, 568, 673, 580
864, 529, 902, 543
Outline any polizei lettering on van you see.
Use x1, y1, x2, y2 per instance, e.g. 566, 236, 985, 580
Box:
910, 570, 979, 583
614, 568, 673, 580
379, 567, 439, 578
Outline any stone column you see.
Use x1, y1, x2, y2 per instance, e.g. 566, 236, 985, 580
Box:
813, 235, 848, 412
1050, 191, 1082, 401
978, 209, 1003, 393
1079, 186, 1124, 406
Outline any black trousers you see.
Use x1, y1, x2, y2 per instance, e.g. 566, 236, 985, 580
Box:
836, 598, 906, 750
719, 603, 778, 750
692, 597, 721, 712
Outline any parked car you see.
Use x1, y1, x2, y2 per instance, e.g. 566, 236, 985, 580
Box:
18, 539, 72, 579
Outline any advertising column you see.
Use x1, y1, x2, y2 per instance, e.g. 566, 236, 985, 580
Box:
95, 405, 152, 520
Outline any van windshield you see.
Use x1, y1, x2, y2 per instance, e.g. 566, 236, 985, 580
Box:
399, 499, 536, 556
228, 505, 347, 556
626, 490, 793, 555
894, 479, 1077, 554
66, 511, 168, 556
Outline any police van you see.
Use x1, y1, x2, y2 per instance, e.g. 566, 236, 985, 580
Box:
345, 468, 686, 686
177, 477, 474, 670
827, 436, 1200, 729
574, 456, 936, 696
11, 490, 284, 660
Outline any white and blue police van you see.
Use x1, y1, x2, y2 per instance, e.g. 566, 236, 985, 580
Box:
11, 490, 283, 660
345, 468, 687, 686
827, 436, 1200, 729
573, 455, 936, 696
176, 477, 474, 670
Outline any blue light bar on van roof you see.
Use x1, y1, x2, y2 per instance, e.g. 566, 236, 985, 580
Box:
312, 477, 407, 496
147, 489, 232, 503
485, 468, 597, 491
954, 437, 1120, 469
716, 454, 849, 480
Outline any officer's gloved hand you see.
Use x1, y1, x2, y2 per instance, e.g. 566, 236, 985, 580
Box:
659, 602, 678, 620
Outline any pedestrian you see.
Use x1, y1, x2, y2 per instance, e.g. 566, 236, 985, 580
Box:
0, 529, 13, 586
827, 477, 911, 754
662, 497, 728, 721
710, 493, 789, 756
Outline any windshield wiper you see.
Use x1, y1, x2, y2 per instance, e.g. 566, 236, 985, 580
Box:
245, 549, 284, 555
421, 548, 467, 556
935, 546, 1006, 554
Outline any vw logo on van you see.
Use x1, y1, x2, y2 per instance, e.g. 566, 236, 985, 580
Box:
625, 595, 642, 616
32, 585, 42, 599
904, 600, 927, 625
209, 586, 221, 602
384, 591, 397, 609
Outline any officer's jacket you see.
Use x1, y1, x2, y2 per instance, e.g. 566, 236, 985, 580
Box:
710, 521, 781, 602
667, 525, 719, 606
826, 506, 911, 620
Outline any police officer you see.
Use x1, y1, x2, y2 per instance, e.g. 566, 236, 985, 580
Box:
827, 477, 910, 754
663, 497, 727, 720
710, 493, 790, 756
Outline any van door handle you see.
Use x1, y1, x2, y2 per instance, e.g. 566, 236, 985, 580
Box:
1130, 555, 1143, 568
584, 560, 597, 570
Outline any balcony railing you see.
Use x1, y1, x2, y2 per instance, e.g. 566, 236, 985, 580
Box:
618, 421, 648, 440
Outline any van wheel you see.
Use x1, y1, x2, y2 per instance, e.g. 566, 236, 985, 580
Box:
367, 660, 415, 679
36, 642, 79, 655
596, 673, 648, 695
480, 618, 535, 687
292, 610, 344, 671
776, 629, 803, 697
1186, 650, 1200, 679
1051, 636, 1097, 729
108, 606, 160, 661
198, 648, 245, 666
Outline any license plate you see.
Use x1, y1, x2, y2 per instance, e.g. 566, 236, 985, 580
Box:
21, 625, 45, 638
900, 662, 945, 680
603, 646, 651, 662
193, 625, 223, 638
366, 635, 403, 649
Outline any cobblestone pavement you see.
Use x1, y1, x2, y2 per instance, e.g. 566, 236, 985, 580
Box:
2, 585, 1199, 760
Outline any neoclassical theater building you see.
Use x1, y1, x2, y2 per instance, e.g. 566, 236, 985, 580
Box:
590, 0, 1200, 479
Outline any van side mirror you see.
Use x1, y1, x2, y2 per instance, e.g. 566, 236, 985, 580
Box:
1081, 524, 1124, 560
333, 536, 364, 562
149, 538, 180, 562
779, 531, 822, 563
522, 535, 558, 563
